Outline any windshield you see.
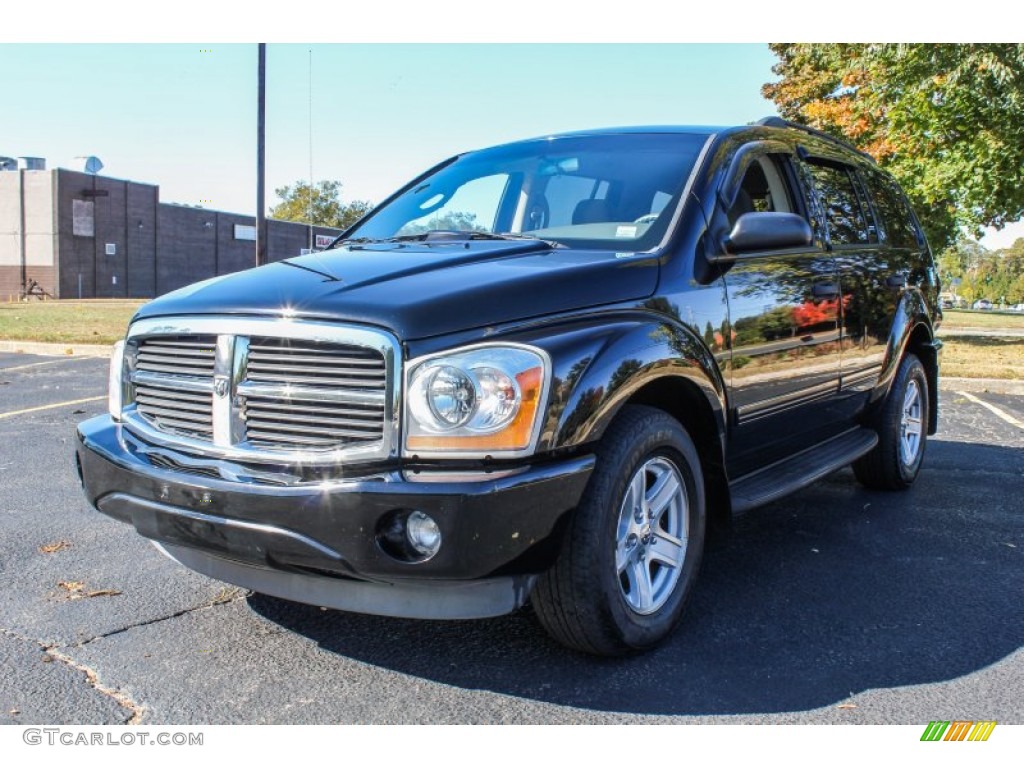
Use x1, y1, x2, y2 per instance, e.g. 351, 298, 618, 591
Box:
341, 132, 710, 251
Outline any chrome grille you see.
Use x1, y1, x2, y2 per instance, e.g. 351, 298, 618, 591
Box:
134, 336, 216, 440
243, 396, 385, 448
122, 318, 398, 465
247, 338, 386, 390
241, 338, 385, 449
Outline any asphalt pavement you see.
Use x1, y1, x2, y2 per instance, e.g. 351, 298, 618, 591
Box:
0, 352, 1021, 725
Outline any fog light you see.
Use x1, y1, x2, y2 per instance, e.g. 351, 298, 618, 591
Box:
406, 511, 441, 558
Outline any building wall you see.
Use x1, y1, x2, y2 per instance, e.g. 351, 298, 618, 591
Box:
1, 168, 347, 300
0, 170, 57, 299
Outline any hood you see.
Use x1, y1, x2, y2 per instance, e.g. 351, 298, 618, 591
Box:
134, 239, 660, 340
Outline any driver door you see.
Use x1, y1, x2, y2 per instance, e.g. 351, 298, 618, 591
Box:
720, 149, 844, 476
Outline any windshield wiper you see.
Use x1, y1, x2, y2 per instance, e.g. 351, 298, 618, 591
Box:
390, 230, 563, 247
326, 230, 563, 250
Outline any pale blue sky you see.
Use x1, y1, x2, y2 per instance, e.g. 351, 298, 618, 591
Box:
1, 42, 1019, 248
0, 43, 777, 211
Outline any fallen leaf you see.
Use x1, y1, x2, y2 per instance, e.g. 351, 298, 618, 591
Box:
41, 656, 53, 663
84, 589, 122, 598
56, 581, 120, 599
39, 540, 71, 554
1003, 543, 1017, 548
72, 409, 85, 415
838, 703, 857, 709
9, 709, 20, 715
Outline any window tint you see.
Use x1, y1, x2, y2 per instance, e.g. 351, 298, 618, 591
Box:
805, 161, 870, 245
864, 169, 920, 249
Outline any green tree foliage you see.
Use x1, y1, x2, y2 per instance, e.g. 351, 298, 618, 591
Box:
269, 180, 372, 230
763, 44, 1024, 251
938, 237, 1024, 304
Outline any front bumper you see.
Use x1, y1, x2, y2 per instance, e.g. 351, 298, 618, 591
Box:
76, 416, 594, 618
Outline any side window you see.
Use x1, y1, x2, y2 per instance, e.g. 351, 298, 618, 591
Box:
804, 160, 870, 246
727, 155, 795, 225
864, 169, 920, 249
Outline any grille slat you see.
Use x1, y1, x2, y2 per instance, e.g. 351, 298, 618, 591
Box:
135, 403, 213, 424
145, 416, 214, 436
240, 397, 382, 416
135, 387, 212, 406
245, 430, 344, 447
242, 371, 385, 389
245, 415, 381, 435
247, 360, 385, 374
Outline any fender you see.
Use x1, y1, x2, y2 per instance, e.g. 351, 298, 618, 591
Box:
538, 315, 728, 457
871, 286, 940, 432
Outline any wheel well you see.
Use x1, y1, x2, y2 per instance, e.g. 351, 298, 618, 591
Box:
905, 323, 939, 435
625, 378, 731, 531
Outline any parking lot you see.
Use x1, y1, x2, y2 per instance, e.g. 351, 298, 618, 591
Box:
1, 351, 1021, 725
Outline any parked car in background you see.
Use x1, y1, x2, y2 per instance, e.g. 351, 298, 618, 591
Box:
973, 299, 993, 310
76, 118, 943, 656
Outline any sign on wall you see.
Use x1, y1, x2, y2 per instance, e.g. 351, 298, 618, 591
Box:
72, 200, 95, 237
315, 234, 335, 249
234, 224, 257, 241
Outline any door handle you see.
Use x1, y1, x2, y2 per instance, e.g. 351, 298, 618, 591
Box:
812, 282, 840, 299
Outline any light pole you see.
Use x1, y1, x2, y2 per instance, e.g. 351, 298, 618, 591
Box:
256, 43, 267, 267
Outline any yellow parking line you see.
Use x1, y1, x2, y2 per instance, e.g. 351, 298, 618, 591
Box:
0, 396, 105, 421
957, 391, 1024, 430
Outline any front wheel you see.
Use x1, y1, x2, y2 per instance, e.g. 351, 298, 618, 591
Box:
854, 353, 929, 490
531, 406, 706, 656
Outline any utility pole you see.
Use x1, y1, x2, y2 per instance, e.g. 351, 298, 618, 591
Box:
256, 43, 267, 266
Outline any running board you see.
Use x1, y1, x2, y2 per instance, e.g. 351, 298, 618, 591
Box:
729, 428, 879, 514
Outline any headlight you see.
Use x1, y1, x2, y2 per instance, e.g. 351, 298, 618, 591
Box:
108, 339, 127, 420
404, 344, 549, 458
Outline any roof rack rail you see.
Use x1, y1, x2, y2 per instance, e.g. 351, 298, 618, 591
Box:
755, 116, 876, 164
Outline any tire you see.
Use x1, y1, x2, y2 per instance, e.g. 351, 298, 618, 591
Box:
853, 353, 929, 491
531, 405, 706, 656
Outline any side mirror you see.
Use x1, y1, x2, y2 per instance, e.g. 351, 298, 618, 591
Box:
724, 212, 813, 255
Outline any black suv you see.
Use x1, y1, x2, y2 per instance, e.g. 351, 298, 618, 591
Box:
76, 119, 942, 656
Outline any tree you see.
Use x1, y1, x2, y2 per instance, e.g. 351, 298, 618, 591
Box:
763, 44, 1024, 251
269, 180, 372, 231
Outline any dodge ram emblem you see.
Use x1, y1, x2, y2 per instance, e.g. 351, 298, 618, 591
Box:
213, 375, 229, 398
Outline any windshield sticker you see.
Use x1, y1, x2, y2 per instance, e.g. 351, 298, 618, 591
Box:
615, 225, 638, 238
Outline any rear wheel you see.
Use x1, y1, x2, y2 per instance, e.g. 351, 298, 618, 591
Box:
854, 353, 929, 490
532, 406, 705, 656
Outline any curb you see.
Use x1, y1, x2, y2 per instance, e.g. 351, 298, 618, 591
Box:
0, 340, 112, 358
939, 377, 1024, 395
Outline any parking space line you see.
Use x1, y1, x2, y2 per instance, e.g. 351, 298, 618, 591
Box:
1, 358, 87, 373
957, 391, 1024, 431
0, 396, 105, 421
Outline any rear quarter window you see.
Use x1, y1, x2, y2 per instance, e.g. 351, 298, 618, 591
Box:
864, 169, 921, 249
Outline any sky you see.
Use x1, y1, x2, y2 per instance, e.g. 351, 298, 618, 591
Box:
1, 42, 1021, 250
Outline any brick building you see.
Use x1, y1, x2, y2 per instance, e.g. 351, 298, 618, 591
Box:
0, 166, 343, 300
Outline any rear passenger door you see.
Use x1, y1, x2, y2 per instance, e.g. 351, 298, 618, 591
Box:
801, 158, 917, 409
